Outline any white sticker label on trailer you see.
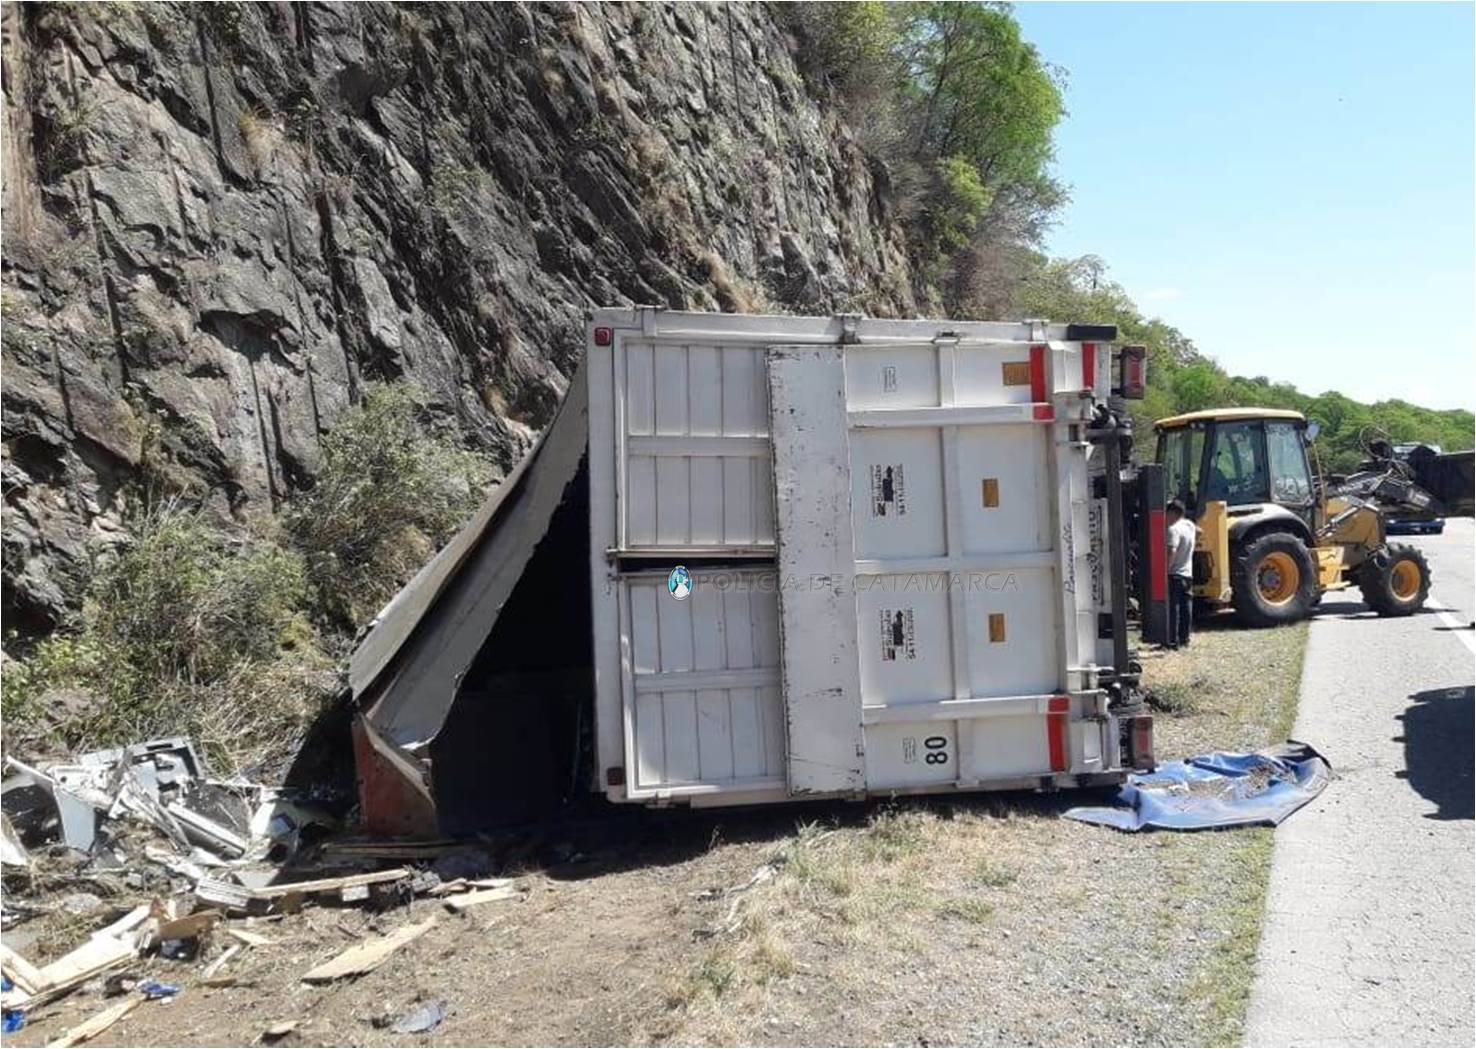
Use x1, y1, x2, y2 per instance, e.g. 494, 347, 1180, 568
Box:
879, 608, 918, 661
869, 463, 908, 517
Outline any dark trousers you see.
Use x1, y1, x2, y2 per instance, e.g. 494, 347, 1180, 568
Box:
1169, 575, 1193, 647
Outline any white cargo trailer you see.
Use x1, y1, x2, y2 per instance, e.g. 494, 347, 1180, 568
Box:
587, 307, 1154, 808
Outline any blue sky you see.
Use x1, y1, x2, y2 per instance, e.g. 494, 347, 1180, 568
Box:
1011, 2, 1475, 411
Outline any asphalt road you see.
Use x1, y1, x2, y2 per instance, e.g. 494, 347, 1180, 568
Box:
1246, 518, 1475, 1047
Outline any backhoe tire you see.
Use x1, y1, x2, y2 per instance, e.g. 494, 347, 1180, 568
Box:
1358, 543, 1430, 617
1231, 531, 1319, 627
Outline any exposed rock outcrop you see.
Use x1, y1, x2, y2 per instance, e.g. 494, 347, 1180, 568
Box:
1, 2, 925, 636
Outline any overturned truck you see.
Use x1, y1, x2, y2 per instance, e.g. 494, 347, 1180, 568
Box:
349, 309, 1161, 835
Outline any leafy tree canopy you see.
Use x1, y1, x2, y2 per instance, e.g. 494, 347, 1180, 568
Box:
1016, 255, 1473, 473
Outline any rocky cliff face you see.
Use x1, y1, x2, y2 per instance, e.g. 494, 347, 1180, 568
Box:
1, 2, 924, 637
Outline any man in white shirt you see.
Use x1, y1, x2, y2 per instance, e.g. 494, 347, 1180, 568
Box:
1166, 500, 1197, 648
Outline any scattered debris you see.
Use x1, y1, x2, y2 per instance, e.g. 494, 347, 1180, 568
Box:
442, 886, 520, 913
1, 733, 530, 1042
391, 999, 448, 1035
193, 878, 258, 912
0, 814, 29, 868
192, 867, 415, 916
224, 927, 276, 948
1, 933, 138, 1013
153, 907, 222, 945
2, 758, 100, 853
137, 980, 179, 1000
429, 876, 514, 897
45, 992, 144, 1047
262, 1019, 299, 1041
1, 944, 46, 995
693, 862, 781, 938
199, 945, 241, 980
58, 892, 105, 917
300, 917, 438, 983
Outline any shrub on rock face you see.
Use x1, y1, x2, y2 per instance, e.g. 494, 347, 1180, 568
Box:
285, 383, 490, 631
1, 382, 490, 768
1, 507, 327, 769
87, 507, 310, 689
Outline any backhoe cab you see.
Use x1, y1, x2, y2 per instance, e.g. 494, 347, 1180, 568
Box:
1153, 408, 1432, 625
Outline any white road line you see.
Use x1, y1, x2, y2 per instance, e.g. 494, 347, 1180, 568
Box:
1427, 599, 1476, 656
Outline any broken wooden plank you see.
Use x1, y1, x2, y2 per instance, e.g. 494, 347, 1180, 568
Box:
225, 927, 276, 948
194, 877, 257, 912
194, 868, 411, 914
35, 935, 137, 998
45, 993, 144, 1048
154, 909, 221, 943
200, 943, 241, 980
89, 904, 152, 942
300, 917, 436, 983
427, 876, 514, 898
442, 886, 520, 913
0, 943, 45, 995
252, 867, 410, 899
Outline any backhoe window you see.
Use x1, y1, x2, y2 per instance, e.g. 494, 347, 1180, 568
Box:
1159, 428, 1189, 505
1266, 421, 1313, 504
1188, 428, 1206, 500
1159, 426, 1210, 508
1201, 421, 1269, 504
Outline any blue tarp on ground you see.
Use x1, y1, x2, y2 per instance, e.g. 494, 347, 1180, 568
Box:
1063, 742, 1332, 832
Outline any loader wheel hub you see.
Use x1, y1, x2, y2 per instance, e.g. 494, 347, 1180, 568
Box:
1391, 560, 1421, 600
1257, 551, 1300, 605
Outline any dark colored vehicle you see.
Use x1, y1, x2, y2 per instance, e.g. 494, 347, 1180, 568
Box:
1388, 444, 1446, 535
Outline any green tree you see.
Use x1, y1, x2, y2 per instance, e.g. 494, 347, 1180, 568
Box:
1009, 253, 1473, 467
784, 2, 1066, 302
894, 2, 1065, 260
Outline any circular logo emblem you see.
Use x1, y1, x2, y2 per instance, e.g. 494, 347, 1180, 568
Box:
667, 565, 692, 601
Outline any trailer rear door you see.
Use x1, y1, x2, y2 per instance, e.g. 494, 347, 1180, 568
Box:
767, 337, 1104, 790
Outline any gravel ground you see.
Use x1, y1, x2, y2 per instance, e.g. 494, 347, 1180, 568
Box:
4, 621, 1307, 1048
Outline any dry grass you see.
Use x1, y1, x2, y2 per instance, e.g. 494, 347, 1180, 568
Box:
658, 620, 1309, 1046
237, 107, 284, 173
1143, 616, 1307, 755
698, 250, 764, 314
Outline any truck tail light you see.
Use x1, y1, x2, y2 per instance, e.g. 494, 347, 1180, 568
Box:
1117, 344, 1146, 399
594, 327, 613, 347
1128, 714, 1155, 770
1047, 695, 1070, 772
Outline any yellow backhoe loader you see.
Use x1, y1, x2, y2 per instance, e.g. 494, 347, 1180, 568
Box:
1152, 409, 1473, 626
